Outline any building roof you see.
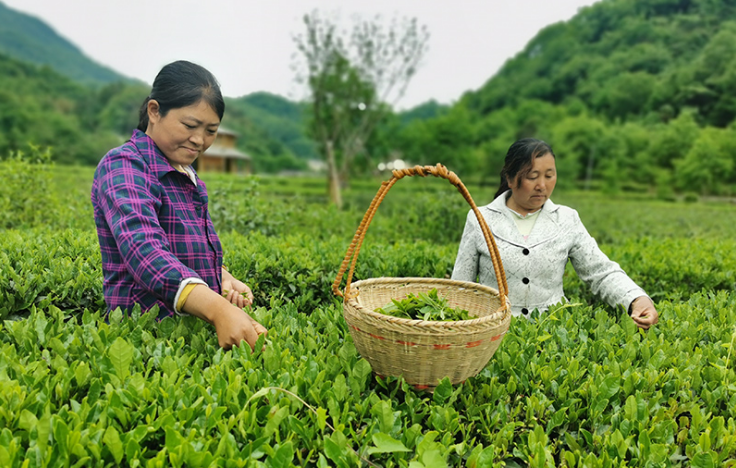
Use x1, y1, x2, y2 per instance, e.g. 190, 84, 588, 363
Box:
216, 127, 239, 137
203, 144, 252, 160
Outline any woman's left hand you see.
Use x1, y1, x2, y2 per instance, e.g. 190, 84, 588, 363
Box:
222, 268, 254, 309
630, 296, 659, 329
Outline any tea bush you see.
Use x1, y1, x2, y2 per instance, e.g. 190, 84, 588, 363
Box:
0, 290, 734, 466
3, 229, 734, 321
0, 147, 57, 230
1, 166, 735, 466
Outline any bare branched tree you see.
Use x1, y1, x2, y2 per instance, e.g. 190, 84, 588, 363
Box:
294, 11, 429, 207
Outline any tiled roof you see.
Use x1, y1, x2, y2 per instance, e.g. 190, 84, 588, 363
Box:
203, 144, 251, 160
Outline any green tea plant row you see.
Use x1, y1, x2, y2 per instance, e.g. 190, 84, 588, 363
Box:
2, 229, 735, 320
2, 161, 735, 466
0, 227, 735, 466
5, 159, 736, 244
1, 286, 734, 466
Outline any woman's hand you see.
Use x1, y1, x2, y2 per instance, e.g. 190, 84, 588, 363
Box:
630, 296, 659, 329
181, 284, 267, 350
222, 268, 254, 309
212, 306, 268, 350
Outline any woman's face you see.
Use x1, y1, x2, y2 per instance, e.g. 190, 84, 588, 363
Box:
146, 99, 220, 168
507, 152, 557, 215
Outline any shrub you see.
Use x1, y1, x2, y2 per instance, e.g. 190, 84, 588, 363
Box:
0, 146, 57, 230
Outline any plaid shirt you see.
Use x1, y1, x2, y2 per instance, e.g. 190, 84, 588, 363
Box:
91, 129, 223, 319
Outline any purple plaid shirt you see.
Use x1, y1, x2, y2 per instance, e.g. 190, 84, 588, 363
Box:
91, 129, 223, 319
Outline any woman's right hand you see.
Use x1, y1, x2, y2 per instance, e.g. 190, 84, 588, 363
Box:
212, 306, 267, 350
629, 295, 659, 329
182, 284, 268, 350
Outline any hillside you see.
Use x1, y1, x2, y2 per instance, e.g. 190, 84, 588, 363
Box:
0, 1, 458, 173
0, 51, 130, 165
0, 3, 314, 171
388, 0, 736, 196
0, 49, 311, 170
5, 0, 731, 189
0, 1, 129, 85
227, 92, 318, 161
464, 0, 736, 126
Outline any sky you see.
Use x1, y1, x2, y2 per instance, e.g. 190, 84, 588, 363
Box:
4, 0, 600, 110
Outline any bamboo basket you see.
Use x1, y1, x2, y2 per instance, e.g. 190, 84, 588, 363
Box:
333, 164, 511, 391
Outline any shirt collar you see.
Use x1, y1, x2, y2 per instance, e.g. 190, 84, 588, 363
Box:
507, 206, 542, 220
130, 129, 195, 183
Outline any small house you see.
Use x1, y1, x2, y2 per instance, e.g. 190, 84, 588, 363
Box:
194, 128, 252, 174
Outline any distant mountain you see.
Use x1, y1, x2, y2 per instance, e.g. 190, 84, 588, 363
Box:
0, 51, 131, 165
386, 0, 736, 193
0, 1, 129, 85
227, 92, 450, 161
0, 2, 306, 171
398, 100, 449, 124
0, 49, 307, 171
0, 1, 460, 173
462, 0, 736, 126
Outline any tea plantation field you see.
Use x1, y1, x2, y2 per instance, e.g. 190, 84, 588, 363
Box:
1, 159, 735, 467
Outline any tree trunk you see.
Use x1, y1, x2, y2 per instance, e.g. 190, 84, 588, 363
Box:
338, 150, 353, 190
584, 146, 596, 191
325, 140, 343, 209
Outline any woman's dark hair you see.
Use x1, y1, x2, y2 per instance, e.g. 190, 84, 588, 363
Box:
137, 60, 225, 132
494, 138, 555, 199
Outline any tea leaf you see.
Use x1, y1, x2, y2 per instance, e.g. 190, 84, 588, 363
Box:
108, 337, 133, 381
103, 426, 124, 464
367, 433, 411, 454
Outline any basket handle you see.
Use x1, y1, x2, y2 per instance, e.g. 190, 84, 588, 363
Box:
332, 163, 508, 307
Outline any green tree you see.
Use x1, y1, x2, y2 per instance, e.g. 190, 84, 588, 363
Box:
604, 122, 655, 190
647, 110, 700, 169
395, 104, 479, 175
227, 92, 318, 162
592, 72, 657, 119
293, 10, 429, 207
548, 114, 608, 188
95, 82, 150, 137
674, 127, 736, 195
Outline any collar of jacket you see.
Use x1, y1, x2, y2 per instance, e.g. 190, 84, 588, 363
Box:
482, 190, 561, 248
130, 129, 195, 183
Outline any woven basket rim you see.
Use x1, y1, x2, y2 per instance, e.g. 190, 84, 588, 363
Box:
346, 277, 510, 329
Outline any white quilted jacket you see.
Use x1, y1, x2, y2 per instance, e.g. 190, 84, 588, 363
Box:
451, 191, 646, 318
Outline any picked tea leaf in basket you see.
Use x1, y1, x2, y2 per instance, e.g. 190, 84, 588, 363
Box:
375, 289, 472, 322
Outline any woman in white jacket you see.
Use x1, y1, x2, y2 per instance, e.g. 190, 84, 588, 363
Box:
452, 138, 658, 329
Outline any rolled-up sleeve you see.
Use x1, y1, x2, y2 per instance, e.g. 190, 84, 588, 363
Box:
95, 153, 202, 307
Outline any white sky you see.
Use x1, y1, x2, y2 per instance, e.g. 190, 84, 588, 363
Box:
3, 0, 600, 110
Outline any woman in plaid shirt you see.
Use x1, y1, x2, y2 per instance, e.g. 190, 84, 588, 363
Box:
92, 61, 267, 350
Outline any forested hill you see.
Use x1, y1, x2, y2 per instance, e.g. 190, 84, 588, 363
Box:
225, 92, 318, 169
0, 50, 307, 169
0, 2, 316, 170
5, 0, 736, 194
0, 51, 148, 165
0, 1, 128, 85
464, 0, 736, 126
388, 0, 736, 196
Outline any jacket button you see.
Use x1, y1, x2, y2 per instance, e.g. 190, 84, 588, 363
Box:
522, 248, 530, 255
521, 308, 529, 315
522, 277, 530, 284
